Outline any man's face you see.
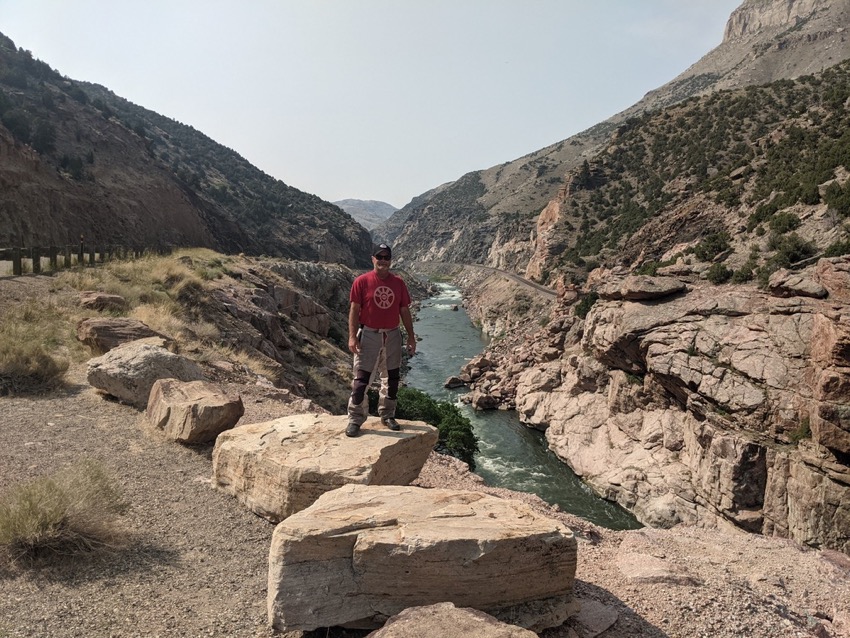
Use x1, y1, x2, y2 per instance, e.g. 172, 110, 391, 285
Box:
372, 252, 391, 273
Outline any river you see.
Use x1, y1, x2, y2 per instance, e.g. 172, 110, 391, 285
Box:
406, 283, 641, 530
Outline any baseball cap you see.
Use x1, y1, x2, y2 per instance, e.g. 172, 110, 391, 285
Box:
373, 244, 392, 258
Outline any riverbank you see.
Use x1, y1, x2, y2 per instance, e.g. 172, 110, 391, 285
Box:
405, 282, 640, 529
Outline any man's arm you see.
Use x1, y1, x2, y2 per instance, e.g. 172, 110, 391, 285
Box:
400, 306, 416, 356
348, 302, 361, 354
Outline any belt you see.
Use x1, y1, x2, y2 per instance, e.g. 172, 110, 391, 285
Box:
362, 326, 399, 334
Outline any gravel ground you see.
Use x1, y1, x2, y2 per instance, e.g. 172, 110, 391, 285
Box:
1, 275, 849, 638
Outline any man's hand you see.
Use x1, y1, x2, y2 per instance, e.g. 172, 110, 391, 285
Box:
349, 335, 361, 354
406, 335, 416, 356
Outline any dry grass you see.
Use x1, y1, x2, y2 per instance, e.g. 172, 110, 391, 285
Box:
0, 460, 129, 565
0, 300, 75, 395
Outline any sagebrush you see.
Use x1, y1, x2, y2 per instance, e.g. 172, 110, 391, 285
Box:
0, 460, 129, 564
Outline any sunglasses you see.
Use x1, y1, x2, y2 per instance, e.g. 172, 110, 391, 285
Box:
374, 255, 391, 261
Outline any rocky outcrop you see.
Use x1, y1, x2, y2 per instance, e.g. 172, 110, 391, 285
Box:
86, 341, 206, 408
267, 484, 578, 632
212, 415, 438, 522
145, 379, 244, 444
724, 0, 827, 41
495, 260, 850, 553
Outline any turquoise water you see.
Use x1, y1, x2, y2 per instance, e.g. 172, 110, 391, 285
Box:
406, 283, 641, 530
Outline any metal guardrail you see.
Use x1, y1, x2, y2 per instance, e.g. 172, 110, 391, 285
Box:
0, 242, 173, 276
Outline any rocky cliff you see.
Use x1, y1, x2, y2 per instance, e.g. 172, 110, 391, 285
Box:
457, 258, 850, 554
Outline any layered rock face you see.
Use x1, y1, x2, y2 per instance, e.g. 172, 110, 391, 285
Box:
509, 258, 850, 552
267, 485, 578, 632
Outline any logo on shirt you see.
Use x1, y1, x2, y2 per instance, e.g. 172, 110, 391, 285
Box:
374, 286, 395, 309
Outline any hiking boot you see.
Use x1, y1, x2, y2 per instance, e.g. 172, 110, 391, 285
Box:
345, 421, 361, 437
382, 417, 401, 431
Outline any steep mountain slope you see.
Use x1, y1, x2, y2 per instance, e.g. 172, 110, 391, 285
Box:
333, 199, 397, 230
379, 0, 850, 274
0, 33, 372, 268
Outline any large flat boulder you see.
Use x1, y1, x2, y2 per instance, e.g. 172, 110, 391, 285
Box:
212, 415, 438, 522
87, 342, 205, 408
268, 485, 578, 632
146, 379, 244, 444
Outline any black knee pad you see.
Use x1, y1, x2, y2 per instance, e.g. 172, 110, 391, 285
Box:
387, 368, 400, 400
351, 369, 371, 404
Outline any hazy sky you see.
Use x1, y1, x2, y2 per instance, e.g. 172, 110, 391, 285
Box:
1, 1, 741, 208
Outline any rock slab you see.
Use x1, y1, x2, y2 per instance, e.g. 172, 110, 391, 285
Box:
86, 341, 205, 408
146, 379, 244, 444
267, 484, 578, 632
212, 415, 438, 522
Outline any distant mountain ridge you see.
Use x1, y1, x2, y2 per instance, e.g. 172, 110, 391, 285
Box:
378, 0, 850, 276
0, 33, 372, 268
333, 199, 397, 231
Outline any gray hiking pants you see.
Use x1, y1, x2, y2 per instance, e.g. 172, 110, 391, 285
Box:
347, 327, 402, 425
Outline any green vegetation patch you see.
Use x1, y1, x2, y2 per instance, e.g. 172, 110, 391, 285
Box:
372, 387, 479, 469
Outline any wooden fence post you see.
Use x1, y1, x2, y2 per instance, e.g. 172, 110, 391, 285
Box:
64, 245, 72, 268
78, 237, 84, 266
31, 247, 41, 274
88, 246, 95, 266
12, 247, 21, 276
49, 246, 58, 271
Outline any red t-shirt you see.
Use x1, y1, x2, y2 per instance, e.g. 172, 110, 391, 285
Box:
350, 270, 411, 330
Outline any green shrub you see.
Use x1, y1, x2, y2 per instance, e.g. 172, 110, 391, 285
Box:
0, 460, 128, 564
824, 238, 850, 257
731, 266, 754, 283
574, 292, 599, 319
394, 387, 478, 469
789, 418, 811, 444
635, 261, 659, 276
694, 232, 731, 261
369, 387, 479, 469
769, 211, 801, 235
706, 263, 733, 284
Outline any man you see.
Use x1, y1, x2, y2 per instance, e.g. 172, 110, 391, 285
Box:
346, 243, 416, 437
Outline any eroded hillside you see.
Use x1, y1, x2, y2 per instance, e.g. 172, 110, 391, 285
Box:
381, 0, 850, 278
0, 34, 372, 267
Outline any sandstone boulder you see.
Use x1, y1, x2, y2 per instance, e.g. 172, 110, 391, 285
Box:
444, 375, 467, 389
469, 390, 499, 410
76, 317, 171, 354
87, 342, 205, 408
366, 602, 537, 638
146, 379, 244, 444
268, 485, 578, 632
78, 290, 128, 312
767, 268, 828, 298
212, 415, 438, 522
